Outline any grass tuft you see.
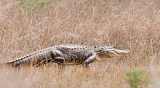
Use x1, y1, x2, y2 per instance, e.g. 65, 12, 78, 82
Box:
126, 69, 151, 88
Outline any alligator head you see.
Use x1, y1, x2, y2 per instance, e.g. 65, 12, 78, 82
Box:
94, 46, 129, 61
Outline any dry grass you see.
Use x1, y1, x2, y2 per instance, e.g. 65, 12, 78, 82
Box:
0, 0, 160, 88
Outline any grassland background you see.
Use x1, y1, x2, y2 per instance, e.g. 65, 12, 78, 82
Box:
0, 0, 160, 88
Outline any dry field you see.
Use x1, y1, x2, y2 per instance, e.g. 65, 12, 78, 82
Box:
0, 0, 160, 88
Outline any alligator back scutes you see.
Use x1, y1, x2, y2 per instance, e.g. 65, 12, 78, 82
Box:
7, 48, 55, 67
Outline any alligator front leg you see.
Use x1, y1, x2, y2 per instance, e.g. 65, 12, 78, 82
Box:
82, 51, 97, 67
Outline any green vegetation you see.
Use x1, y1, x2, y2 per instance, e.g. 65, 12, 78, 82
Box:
18, 0, 54, 14
20, 0, 54, 8
126, 69, 151, 88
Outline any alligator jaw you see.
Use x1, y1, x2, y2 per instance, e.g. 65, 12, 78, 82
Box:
113, 49, 129, 55
96, 48, 129, 62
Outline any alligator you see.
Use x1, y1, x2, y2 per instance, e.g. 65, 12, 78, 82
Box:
1, 44, 129, 68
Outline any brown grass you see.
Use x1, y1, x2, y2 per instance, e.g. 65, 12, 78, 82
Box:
0, 0, 160, 88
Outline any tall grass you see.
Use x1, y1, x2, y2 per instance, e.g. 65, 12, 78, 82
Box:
0, 0, 160, 88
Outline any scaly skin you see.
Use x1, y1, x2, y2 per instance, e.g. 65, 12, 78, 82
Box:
2, 44, 129, 68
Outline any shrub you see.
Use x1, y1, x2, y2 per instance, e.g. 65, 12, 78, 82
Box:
125, 69, 151, 88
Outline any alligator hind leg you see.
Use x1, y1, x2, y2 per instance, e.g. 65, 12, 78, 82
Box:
57, 63, 65, 69
34, 58, 53, 67
34, 49, 65, 67
54, 57, 66, 69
